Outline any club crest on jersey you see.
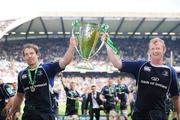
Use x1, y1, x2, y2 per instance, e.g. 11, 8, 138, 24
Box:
22, 74, 27, 79
162, 71, 168, 76
37, 70, 43, 76
144, 66, 151, 72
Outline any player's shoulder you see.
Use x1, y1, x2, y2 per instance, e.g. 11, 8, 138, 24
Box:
102, 85, 109, 90
162, 64, 176, 73
19, 68, 27, 74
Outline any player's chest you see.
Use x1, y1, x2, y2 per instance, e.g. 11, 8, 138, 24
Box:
21, 69, 47, 87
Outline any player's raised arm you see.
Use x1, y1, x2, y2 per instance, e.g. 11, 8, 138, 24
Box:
59, 37, 76, 69
101, 34, 122, 69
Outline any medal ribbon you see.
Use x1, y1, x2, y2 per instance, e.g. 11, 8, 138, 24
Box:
69, 90, 76, 98
28, 64, 40, 86
118, 85, 122, 94
109, 86, 114, 95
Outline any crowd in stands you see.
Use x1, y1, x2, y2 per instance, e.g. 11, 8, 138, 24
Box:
0, 37, 180, 82
1, 37, 180, 64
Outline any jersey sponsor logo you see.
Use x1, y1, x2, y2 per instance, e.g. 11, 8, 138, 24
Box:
144, 66, 151, 72
162, 71, 168, 76
154, 83, 168, 89
24, 83, 48, 91
141, 79, 168, 89
151, 77, 160, 82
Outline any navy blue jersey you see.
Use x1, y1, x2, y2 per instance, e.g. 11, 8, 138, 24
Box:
81, 93, 88, 109
64, 87, 80, 115
17, 62, 62, 113
121, 60, 180, 112
115, 84, 129, 108
101, 85, 117, 111
0, 83, 15, 111
101, 85, 117, 101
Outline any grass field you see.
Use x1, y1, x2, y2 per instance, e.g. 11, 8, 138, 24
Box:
18, 102, 174, 120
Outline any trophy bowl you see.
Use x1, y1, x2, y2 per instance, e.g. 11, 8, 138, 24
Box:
72, 20, 109, 69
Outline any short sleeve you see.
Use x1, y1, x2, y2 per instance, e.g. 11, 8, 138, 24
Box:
64, 86, 69, 96
101, 87, 105, 95
43, 62, 64, 86
17, 71, 25, 93
121, 60, 147, 80
3, 84, 15, 98
169, 67, 180, 97
44, 62, 63, 77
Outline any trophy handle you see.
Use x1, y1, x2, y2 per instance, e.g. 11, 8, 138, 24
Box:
88, 40, 105, 59
72, 29, 85, 59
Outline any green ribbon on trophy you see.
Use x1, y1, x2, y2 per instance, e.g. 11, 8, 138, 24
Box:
99, 24, 120, 56
106, 37, 120, 56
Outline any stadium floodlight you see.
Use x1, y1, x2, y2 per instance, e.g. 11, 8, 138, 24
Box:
127, 32, 133, 35
39, 32, 45, 34
29, 31, 34, 34
162, 32, 168, 35
169, 32, 175, 35
152, 32, 158, 35
47, 32, 53, 34
20, 32, 26, 35
145, 32, 151, 35
134, 32, 141, 35
65, 32, 70, 34
117, 32, 123, 35
57, 32, 63, 34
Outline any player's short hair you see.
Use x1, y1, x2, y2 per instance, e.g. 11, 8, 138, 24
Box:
70, 81, 75, 85
149, 37, 166, 51
22, 43, 39, 57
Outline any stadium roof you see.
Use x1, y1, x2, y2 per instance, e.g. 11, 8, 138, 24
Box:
0, 0, 180, 41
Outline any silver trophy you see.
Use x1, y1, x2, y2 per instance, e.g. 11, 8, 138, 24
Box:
72, 20, 109, 69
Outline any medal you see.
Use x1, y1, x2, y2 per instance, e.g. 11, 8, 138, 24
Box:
30, 86, 36, 92
28, 64, 39, 92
